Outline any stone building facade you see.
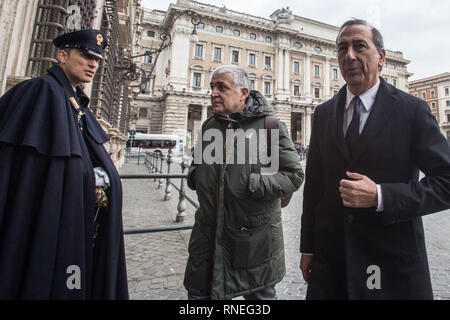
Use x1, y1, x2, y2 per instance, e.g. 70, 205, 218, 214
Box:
409, 72, 450, 141
0, 0, 140, 167
133, 0, 412, 150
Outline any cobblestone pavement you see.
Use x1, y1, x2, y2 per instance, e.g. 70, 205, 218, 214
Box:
120, 159, 449, 300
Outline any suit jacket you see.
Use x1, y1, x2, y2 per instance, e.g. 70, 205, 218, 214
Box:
301, 77, 450, 299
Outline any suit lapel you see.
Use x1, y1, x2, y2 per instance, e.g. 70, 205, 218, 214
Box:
351, 78, 398, 164
333, 86, 349, 160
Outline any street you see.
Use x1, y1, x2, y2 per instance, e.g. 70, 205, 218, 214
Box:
121, 160, 449, 300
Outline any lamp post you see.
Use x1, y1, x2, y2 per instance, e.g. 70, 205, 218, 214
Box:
115, 9, 202, 93
118, 8, 202, 148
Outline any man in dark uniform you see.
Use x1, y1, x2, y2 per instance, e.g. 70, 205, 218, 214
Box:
0, 29, 128, 299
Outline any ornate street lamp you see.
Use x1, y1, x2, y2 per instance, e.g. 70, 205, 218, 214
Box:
115, 9, 202, 92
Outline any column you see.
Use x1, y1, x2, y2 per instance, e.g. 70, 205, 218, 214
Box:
276, 46, 284, 93
304, 53, 311, 98
0, 0, 38, 94
201, 105, 208, 123
162, 99, 188, 135
284, 48, 290, 93
324, 57, 331, 99
169, 20, 191, 91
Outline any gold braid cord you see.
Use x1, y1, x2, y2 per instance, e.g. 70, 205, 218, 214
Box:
95, 187, 109, 208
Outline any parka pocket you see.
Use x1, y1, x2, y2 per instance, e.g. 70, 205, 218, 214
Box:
224, 223, 272, 269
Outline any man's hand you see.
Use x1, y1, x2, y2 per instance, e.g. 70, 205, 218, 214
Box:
300, 254, 314, 283
339, 171, 377, 208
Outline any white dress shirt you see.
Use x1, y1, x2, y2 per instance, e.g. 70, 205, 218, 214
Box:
344, 79, 384, 212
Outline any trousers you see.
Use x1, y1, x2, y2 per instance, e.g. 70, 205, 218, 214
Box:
188, 286, 277, 300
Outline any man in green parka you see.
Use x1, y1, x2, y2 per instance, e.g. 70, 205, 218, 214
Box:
184, 65, 304, 300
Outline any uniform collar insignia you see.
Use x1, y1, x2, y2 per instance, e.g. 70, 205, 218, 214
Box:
70, 97, 80, 110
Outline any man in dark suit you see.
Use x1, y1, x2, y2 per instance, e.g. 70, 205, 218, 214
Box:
299, 19, 450, 299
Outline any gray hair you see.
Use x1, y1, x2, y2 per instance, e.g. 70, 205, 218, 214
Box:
211, 65, 250, 92
336, 19, 384, 53
336, 19, 385, 71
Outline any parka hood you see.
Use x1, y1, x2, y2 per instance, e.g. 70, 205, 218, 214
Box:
214, 90, 274, 123
241, 90, 275, 117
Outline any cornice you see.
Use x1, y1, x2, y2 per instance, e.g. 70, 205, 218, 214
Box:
408, 77, 450, 90
409, 75, 450, 88
147, 4, 406, 59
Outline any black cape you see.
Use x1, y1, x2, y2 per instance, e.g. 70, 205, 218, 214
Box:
0, 65, 128, 299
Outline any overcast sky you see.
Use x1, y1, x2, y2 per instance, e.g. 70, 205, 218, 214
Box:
141, 0, 450, 81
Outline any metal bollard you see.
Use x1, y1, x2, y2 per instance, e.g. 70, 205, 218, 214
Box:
137, 147, 141, 165
152, 152, 157, 173
153, 153, 158, 181
144, 153, 150, 170
176, 156, 188, 222
148, 152, 153, 172
157, 153, 165, 189
149, 153, 153, 169
164, 149, 173, 200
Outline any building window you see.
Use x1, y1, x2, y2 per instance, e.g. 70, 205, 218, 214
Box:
216, 26, 223, 33
265, 36, 272, 43
314, 88, 320, 98
422, 92, 426, 99
314, 46, 322, 53
232, 50, 239, 64
264, 56, 271, 69
332, 68, 338, 81
431, 102, 436, 109
233, 29, 240, 37
194, 44, 203, 59
447, 114, 450, 122
250, 79, 255, 90
264, 81, 271, 95
136, 127, 148, 134
147, 30, 155, 37
294, 85, 300, 96
249, 53, 256, 66
144, 54, 152, 64
294, 42, 302, 48
142, 79, 150, 93
445, 87, 449, 96
393, 78, 397, 88
293, 61, 300, 74
431, 90, 435, 98
447, 131, 450, 142
314, 65, 320, 77
197, 22, 205, 29
193, 72, 202, 87
250, 33, 257, 40
446, 100, 450, 107
214, 47, 222, 61
139, 108, 148, 119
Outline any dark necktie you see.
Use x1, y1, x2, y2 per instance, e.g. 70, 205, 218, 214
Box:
345, 96, 361, 157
